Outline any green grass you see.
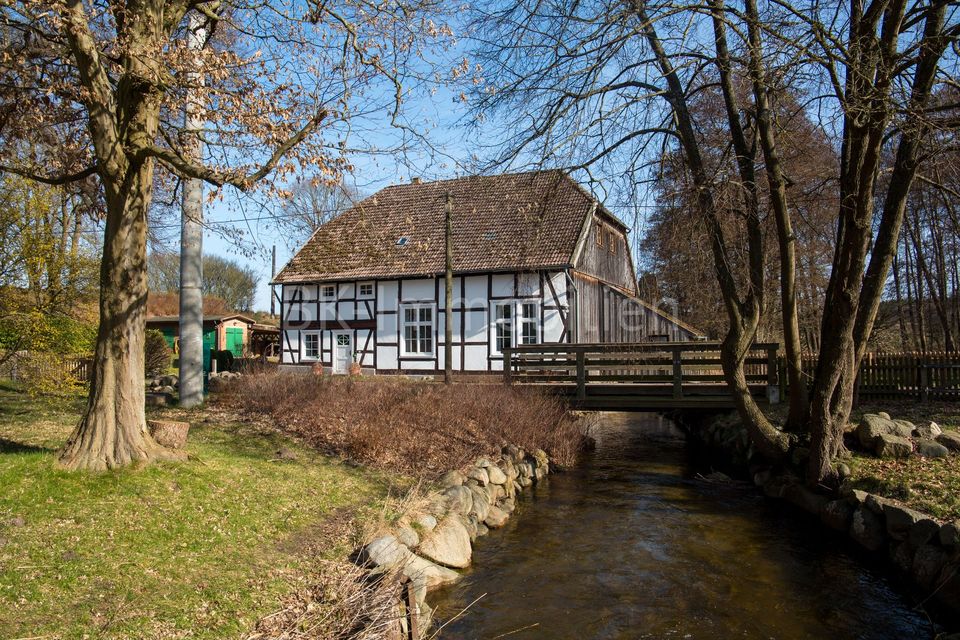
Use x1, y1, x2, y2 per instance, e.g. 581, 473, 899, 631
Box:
0, 382, 400, 639
846, 401, 960, 522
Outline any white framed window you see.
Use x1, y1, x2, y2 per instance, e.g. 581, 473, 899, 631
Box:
493, 301, 540, 353
321, 284, 336, 299
302, 331, 320, 360
494, 303, 513, 353
358, 282, 374, 298
401, 304, 434, 355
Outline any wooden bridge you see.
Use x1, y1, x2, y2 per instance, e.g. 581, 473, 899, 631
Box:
502, 342, 780, 410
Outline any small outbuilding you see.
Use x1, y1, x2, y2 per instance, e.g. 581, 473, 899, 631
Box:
146, 314, 256, 370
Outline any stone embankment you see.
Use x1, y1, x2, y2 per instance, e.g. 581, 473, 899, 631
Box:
683, 411, 960, 625
359, 446, 551, 638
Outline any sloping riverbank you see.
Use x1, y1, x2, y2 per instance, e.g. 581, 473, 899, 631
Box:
675, 408, 960, 630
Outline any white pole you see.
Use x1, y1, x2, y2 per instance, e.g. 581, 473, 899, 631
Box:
179, 11, 206, 407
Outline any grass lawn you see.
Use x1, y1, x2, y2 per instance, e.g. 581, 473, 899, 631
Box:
845, 401, 960, 522
0, 382, 401, 639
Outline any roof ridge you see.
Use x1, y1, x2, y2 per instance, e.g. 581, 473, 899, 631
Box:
380, 168, 567, 190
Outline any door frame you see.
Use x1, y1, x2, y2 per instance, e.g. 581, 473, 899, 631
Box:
332, 331, 353, 375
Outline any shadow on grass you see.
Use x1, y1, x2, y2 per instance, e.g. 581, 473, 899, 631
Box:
0, 437, 54, 455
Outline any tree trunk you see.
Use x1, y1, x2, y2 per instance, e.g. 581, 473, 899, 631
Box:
743, 0, 807, 430
58, 159, 182, 471
722, 330, 791, 459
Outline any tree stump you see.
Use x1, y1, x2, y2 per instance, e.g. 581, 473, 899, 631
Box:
147, 420, 191, 449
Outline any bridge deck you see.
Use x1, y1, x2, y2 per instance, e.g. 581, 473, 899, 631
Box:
503, 342, 780, 410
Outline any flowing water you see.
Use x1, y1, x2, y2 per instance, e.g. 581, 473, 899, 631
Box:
431, 412, 937, 639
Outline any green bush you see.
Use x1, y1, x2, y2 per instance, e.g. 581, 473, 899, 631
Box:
144, 329, 172, 377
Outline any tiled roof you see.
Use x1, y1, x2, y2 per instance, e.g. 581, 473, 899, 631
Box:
273, 170, 606, 284
146, 314, 255, 324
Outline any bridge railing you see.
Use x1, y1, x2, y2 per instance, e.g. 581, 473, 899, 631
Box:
503, 342, 780, 403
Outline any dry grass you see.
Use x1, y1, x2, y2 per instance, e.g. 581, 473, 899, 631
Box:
248, 560, 406, 640
219, 373, 586, 478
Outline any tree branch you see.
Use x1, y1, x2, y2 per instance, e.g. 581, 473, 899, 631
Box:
141, 110, 327, 189
0, 164, 98, 186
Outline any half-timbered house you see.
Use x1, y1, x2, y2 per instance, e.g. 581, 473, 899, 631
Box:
273, 171, 702, 374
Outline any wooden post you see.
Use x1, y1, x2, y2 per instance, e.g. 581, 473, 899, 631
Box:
766, 346, 780, 405
672, 347, 682, 399
407, 578, 420, 639
576, 350, 586, 403
920, 363, 929, 402
504, 348, 513, 385
444, 192, 454, 384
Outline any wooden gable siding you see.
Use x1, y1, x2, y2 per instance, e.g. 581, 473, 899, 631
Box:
573, 214, 637, 294
572, 273, 698, 343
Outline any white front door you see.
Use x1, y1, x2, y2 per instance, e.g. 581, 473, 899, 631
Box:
333, 333, 353, 374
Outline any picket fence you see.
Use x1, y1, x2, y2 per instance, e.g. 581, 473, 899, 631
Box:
795, 351, 960, 402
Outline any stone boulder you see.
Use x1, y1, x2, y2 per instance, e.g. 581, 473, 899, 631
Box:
396, 526, 419, 549
874, 433, 913, 459
487, 466, 507, 485
484, 505, 509, 529
939, 521, 960, 550
438, 470, 466, 489
467, 485, 491, 522
821, 500, 854, 532
441, 485, 473, 517
466, 467, 489, 486
403, 554, 461, 591
908, 518, 940, 547
912, 544, 949, 590
418, 517, 472, 569
913, 421, 942, 439
915, 438, 949, 459
893, 419, 916, 434
363, 535, 410, 570
783, 484, 829, 517
850, 507, 885, 551
415, 514, 437, 532
502, 444, 525, 464
936, 430, 960, 452
857, 414, 914, 450
883, 502, 926, 541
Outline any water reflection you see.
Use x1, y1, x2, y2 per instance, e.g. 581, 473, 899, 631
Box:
432, 413, 935, 639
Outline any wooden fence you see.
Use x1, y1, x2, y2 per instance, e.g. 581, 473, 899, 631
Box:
0, 352, 94, 384
797, 351, 960, 402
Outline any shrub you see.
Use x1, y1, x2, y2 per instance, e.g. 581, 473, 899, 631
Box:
144, 329, 172, 377
220, 373, 587, 478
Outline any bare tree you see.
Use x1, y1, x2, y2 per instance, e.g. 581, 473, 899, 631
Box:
279, 178, 359, 250
466, 0, 958, 483
1, 0, 449, 469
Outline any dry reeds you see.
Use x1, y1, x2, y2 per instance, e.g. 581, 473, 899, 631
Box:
219, 373, 585, 477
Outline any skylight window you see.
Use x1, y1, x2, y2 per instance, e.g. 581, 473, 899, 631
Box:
484, 231, 496, 240
396, 236, 409, 246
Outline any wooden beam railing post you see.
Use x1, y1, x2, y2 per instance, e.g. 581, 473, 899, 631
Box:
503, 348, 513, 385
919, 363, 929, 402
576, 350, 586, 403
672, 347, 682, 399
766, 346, 780, 405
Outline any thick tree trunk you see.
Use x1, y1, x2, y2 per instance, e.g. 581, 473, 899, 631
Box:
742, 0, 807, 430
722, 330, 791, 459
58, 159, 182, 471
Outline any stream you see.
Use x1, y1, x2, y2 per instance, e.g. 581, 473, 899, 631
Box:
431, 412, 937, 639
